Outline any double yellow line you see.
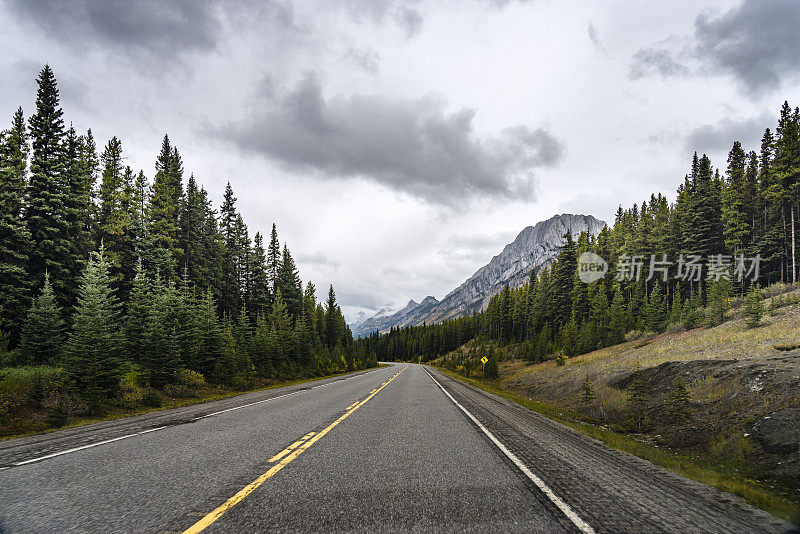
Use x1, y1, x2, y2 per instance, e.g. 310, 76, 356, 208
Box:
183, 365, 408, 533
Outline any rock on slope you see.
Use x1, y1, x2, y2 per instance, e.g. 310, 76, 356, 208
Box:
354, 213, 605, 337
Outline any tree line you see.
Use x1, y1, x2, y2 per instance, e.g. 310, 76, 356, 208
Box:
0, 65, 375, 407
359, 101, 800, 363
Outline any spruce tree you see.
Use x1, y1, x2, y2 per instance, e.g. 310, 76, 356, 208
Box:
645, 282, 666, 332
64, 249, 124, 403
219, 182, 240, 316
267, 223, 280, 296
25, 65, 71, 307
663, 380, 693, 425
743, 286, 764, 328
325, 285, 339, 348
277, 245, 303, 320
124, 259, 151, 364
0, 107, 32, 345
143, 279, 182, 387
196, 289, 225, 379
19, 273, 64, 365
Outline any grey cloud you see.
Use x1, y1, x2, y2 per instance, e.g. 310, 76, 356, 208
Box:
587, 22, 606, 56
213, 73, 563, 205
343, 46, 380, 74
694, 0, 800, 94
629, 48, 688, 80
6, 0, 221, 57
297, 251, 340, 269
684, 112, 774, 156
396, 6, 423, 37
630, 0, 800, 94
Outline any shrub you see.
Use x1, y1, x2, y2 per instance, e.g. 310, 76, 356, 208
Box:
555, 351, 566, 366
624, 330, 643, 342
141, 389, 162, 408
682, 306, 704, 330
666, 323, 685, 334
119, 368, 144, 408
0, 366, 65, 406
177, 369, 207, 389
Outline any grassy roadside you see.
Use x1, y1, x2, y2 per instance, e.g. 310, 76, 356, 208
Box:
431, 364, 800, 525
1, 365, 384, 442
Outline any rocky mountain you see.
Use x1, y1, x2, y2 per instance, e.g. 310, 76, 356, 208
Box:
352, 298, 422, 337
353, 214, 606, 337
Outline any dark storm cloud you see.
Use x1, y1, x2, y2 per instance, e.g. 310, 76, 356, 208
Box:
630, 0, 800, 94
628, 47, 688, 80
6, 0, 222, 57
213, 73, 563, 205
694, 0, 800, 94
684, 112, 774, 156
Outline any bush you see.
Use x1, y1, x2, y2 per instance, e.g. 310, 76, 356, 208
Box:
141, 389, 162, 408
119, 368, 144, 408
177, 369, 207, 389
682, 306, 704, 330
0, 366, 65, 406
624, 330, 643, 342
555, 351, 566, 366
666, 323, 685, 334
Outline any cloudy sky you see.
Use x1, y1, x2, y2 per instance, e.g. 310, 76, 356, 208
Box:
2, 0, 799, 321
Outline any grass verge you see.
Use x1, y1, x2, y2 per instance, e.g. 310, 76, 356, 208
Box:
431, 365, 800, 525
1, 365, 384, 442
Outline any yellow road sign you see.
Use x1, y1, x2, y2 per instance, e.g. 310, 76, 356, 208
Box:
481, 356, 488, 364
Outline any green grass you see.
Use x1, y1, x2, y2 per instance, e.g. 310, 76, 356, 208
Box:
432, 365, 800, 525
1, 365, 384, 442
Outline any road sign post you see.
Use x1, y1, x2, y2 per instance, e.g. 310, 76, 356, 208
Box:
481, 355, 488, 378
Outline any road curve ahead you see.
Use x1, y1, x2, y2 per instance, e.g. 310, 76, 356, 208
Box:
0, 363, 794, 533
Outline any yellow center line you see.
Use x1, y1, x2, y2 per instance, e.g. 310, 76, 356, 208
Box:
267, 431, 316, 463
182, 365, 408, 534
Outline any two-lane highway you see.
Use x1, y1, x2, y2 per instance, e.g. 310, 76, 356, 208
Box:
0, 363, 794, 533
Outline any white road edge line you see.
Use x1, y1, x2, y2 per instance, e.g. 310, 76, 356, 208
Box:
424, 368, 596, 534
3, 368, 388, 469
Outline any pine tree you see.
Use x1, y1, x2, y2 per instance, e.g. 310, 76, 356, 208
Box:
549, 231, 577, 326
325, 285, 339, 348
194, 288, 225, 377
148, 170, 179, 277
0, 107, 32, 345
627, 366, 651, 432
743, 286, 764, 328
722, 141, 750, 255
124, 259, 151, 364
267, 223, 280, 297
219, 182, 240, 316
64, 249, 124, 403
277, 244, 303, 320
581, 375, 596, 409
247, 232, 270, 319
143, 279, 182, 387
663, 380, 693, 425
25, 65, 71, 307
645, 282, 666, 332
668, 289, 682, 325
608, 284, 627, 344
19, 273, 64, 365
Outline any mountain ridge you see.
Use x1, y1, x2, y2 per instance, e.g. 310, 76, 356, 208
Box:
353, 213, 606, 337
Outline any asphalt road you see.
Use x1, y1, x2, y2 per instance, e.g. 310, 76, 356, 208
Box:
0, 363, 795, 533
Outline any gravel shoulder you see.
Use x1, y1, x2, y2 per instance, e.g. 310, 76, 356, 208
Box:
428, 366, 797, 534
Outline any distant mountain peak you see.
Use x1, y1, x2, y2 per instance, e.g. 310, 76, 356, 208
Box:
352, 213, 606, 337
